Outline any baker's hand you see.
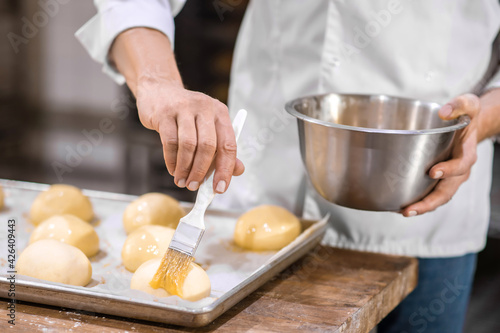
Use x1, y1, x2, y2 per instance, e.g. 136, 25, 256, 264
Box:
401, 94, 479, 217
136, 78, 245, 193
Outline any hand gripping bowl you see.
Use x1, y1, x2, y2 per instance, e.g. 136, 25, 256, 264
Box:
285, 93, 470, 211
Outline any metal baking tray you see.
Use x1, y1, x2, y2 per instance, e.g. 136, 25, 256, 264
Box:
0, 179, 327, 327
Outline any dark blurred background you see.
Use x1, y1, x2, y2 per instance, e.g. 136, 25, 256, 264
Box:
0, 0, 248, 202
0, 1, 498, 331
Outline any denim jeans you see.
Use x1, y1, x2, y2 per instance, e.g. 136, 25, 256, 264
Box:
378, 253, 477, 333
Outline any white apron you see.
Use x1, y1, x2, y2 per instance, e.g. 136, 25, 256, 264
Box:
212, 0, 500, 257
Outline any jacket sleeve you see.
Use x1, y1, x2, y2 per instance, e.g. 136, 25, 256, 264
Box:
484, 67, 500, 92
75, 0, 186, 85
483, 32, 500, 92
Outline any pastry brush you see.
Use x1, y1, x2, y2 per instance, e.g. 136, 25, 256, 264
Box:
168, 109, 247, 257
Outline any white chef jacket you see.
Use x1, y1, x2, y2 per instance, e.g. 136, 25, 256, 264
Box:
77, 0, 500, 258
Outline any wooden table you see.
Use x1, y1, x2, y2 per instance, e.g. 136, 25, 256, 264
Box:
0, 246, 417, 332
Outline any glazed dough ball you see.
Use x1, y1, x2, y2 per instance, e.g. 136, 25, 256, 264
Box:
131, 258, 211, 301
234, 205, 301, 251
123, 193, 185, 234
30, 214, 100, 257
0, 186, 4, 210
122, 225, 175, 272
17, 239, 92, 286
30, 184, 94, 226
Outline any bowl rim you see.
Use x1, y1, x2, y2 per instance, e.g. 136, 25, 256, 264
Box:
285, 93, 471, 135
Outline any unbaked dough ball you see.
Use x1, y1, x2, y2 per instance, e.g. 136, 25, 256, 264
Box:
30, 184, 94, 226
29, 214, 100, 257
131, 258, 211, 301
17, 239, 92, 286
0, 186, 4, 210
122, 225, 175, 272
234, 205, 301, 251
123, 193, 185, 234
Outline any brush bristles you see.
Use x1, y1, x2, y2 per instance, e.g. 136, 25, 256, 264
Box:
149, 248, 194, 297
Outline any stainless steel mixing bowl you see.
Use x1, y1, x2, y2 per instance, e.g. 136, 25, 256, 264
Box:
285, 93, 470, 211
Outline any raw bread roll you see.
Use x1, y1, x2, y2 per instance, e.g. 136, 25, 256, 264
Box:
30, 214, 100, 257
30, 184, 94, 226
131, 258, 211, 301
234, 205, 301, 251
0, 186, 4, 210
17, 239, 92, 286
123, 193, 185, 234
122, 225, 175, 272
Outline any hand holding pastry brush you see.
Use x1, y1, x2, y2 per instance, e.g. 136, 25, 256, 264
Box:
150, 109, 247, 297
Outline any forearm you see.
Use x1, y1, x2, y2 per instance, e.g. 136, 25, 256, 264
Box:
107, 27, 242, 192
109, 27, 183, 96
478, 88, 500, 142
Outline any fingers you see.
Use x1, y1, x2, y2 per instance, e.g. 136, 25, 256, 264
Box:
213, 112, 238, 194
439, 93, 480, 120
174, 115, 197, 188
429, 134, 477, 179
185, 115, 217, 191
154, 90, 242, 192
159, 117, 178, 176
415, 94, 480, 216
402, 174, 467, 217
233, 158, 245, 176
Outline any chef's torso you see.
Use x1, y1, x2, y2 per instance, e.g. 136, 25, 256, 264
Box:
212, 0, 500, 257
77, 0, 500, 258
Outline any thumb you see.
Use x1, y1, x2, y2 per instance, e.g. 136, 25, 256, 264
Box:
439, 93, 480, 120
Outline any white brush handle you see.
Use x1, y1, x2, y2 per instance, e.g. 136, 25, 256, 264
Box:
189, 109, 248, 220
